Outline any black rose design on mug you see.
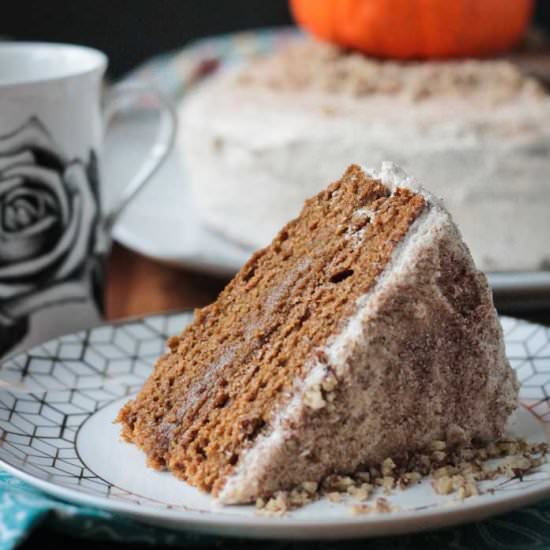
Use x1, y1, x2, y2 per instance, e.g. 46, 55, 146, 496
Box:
0, 117, 102, 356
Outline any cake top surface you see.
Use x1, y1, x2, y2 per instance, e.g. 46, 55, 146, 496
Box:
235, 39, 546, 105
182, 38, 550, 142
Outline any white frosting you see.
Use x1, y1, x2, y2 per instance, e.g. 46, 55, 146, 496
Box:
362, 161, 415, 191
178, 62, 550, 272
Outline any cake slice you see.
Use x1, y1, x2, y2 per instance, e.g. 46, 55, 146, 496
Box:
116, 162, 518, 504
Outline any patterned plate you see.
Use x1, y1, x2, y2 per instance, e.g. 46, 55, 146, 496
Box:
1, 312, 550, 540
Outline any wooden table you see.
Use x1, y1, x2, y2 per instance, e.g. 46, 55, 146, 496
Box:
106, 243, 550, 327
105, 243, 228, 320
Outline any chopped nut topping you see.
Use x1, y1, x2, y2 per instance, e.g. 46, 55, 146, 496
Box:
430, 440, 447, 451
432, 476, 454, 495
347, 483, 372, 501
303, 384, 326, 410
356, 471, 371, 483
382, 476, 395, 494
237, 40, 546, 103
301, 481, 318, 495
323, 475, 355, 492
431, 450, 447, 463
382, 457, 396, 476
433, 466, 454, 479
374, 497, 392, 513
255, 437, 548, 516
321, 375, 338, 392
351, 504, 371, 515
256, 491, 290, 516
397, 471, 422, 489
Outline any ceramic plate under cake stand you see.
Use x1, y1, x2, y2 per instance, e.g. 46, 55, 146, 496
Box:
1, 312, 550, 540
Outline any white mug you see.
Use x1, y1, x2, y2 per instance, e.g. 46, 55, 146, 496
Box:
0, 42, 177, 357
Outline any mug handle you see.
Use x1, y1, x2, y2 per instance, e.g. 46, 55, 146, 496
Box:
101, 82, 177, 233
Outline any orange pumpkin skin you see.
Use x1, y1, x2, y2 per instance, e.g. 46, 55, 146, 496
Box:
289, 0, 534, 59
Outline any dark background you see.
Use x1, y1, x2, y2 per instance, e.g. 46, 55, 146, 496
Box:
2, 0, 550, 79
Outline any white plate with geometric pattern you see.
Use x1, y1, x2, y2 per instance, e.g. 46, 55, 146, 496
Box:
1, 312, 550, 540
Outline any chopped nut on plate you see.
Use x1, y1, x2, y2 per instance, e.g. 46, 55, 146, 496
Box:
255, 437, 548, 516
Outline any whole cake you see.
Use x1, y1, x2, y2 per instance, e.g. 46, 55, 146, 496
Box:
117, 163, 518, 504
179, 39, 550, 272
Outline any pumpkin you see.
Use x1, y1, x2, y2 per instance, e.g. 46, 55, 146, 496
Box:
289, 0, 534, 59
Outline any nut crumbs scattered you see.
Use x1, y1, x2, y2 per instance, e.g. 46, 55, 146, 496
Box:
237, 40, 545, 104
254, 437, 548, 516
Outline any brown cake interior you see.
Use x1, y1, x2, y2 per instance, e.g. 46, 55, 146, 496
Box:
116, 165, 426, 495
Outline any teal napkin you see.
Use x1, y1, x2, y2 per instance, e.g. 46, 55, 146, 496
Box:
0, 469, 220, 548
4, 467, 550, 549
